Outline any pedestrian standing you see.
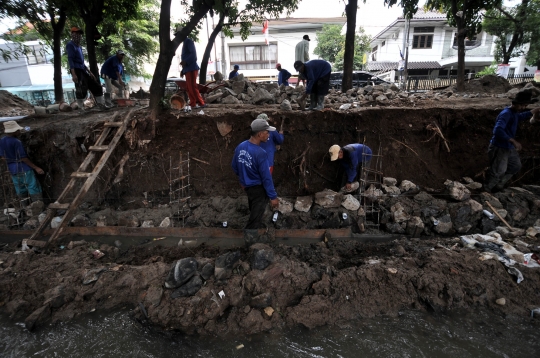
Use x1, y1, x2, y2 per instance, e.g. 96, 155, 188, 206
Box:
177, 27, 206, 110
484, 91, 540, 192
0, 121, 44, 203
100, 50, 126, 107
66, 26, 107, 110
329, 143, 372, 193
295, 35, 310, 86
276, 63, 291, 86
258, 114, 284, 175
229, 65, 240, 80
232, 117, 279, 229
294, 59, 331, 111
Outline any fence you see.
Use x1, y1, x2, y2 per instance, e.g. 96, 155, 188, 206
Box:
405, 73, 535, 92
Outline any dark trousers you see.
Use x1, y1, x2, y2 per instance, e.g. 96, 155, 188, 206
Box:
74, 68, 103, 99
245, 185, 269, 229
312, 73, 331, 96
485, 144, 521, 190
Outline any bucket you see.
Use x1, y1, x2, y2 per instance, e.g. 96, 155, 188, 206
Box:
170, 94, 186, 110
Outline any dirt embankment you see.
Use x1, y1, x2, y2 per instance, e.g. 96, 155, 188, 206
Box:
1, 234, 539, 334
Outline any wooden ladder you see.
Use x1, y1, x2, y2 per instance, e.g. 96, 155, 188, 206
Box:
28, 109, 134, 247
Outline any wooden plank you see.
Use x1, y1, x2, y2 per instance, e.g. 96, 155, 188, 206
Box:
88, 145, 109, 151
48, 203, 70, 210
46, 109, 135, 246
104, 122, 123, 127
71, 172, 92, 178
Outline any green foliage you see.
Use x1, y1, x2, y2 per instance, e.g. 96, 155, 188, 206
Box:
477, 62, 497, 75
525, 0, 540, 66
314, 24, 371, 70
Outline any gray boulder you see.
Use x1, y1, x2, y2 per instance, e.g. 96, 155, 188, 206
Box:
280, 99, 292, 111
294, 196, 313, 212
215, 251, 241, 280
201, 262, 214, 280
444, 180, 471, 201
250, 243, 275, 270
171, 276, 203, 298
164, 257, 198, 289
231, 80, 246, 95
315, 189, 343, 208
252, 88, 274, 104
222, 95, 241, 104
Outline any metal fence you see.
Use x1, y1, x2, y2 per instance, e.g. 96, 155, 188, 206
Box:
405, 73, 535, 92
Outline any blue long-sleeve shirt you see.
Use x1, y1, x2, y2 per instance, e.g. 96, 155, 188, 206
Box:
339, 144, 372, 183
232, 140, 277, 199
229, 70, 239, 80
490, 106, 532, 149
66, 41, 86, 70
259, 131, 284, 166
304, 60, 331, 94
0, 136, 32, 174
181, 38, 199, 74
278, 69, 291, 86
100, 55, 123, 80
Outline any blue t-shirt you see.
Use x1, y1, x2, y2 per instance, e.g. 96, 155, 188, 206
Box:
0, 136, 32, 174
304, 60, 331, 94
231, 140, 277, 199
259, 131, 284, 167
100, 55, 123, 80
229, 71, 239, 80
181, 38, 200, 74
340, 143, 372, 183
278, 69, 291, 86
66, 41, 86, 70
490, 106, 532, 149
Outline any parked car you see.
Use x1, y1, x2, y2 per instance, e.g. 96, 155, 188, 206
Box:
329, 71, 391, 90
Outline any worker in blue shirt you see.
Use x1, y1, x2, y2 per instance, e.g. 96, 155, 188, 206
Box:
100, 50, 126, 106
229, 65, 240, 80
66, 26, 107, 110
276, 63, 291, 86
232, 117, 279, 230
329, 143, 372, 193
177, 26, 206, 110
0, 121, 44, 203
485, 91, 540, 192
257, 113, 284, 174
294, 59, 331, 111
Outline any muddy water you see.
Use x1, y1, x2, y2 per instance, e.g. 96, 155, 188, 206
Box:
1, 310, 539, 357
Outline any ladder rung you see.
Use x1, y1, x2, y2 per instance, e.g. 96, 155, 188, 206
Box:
104, 122, 122, 127
71, 172, 92, 178
88, 145, 109, 151
49, 203, 70, 210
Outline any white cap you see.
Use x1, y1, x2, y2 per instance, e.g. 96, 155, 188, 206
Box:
3, 121, 24, 133
329, 144, 341, 161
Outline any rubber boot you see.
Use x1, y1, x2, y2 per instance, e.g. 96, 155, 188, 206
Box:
95, 95, 109, 110
104, 93, 113, 107
308, 93, 316, 110
493, 173, 514, 192
314, 95, 325, 111
76, 99, 86, 111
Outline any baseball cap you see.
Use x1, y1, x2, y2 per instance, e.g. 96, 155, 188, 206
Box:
71, 26, 83, 33
294, 60, 303, 71
251, 118, 276, 132
116, 50, 125, 56
329, 145, 341, 161
234, 64, 240, 69
3, 121, 24, 133
303, 34, 311, 41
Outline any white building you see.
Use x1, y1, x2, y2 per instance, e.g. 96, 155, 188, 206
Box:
368, 10, 536, 78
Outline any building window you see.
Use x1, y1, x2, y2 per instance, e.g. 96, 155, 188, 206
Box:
229, 44, 277, 70
381, 41, 386, 47
371, 45, 378, 61
25, 45, 49, 65
413, 27, 435, 33
452, 34, 479, 47
412, 35, 433, 49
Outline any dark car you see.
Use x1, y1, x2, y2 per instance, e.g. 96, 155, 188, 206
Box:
329, 71, 391, 90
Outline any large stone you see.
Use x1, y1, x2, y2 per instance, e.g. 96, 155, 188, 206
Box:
71, 214, 91, 227
280, 99, 292, 111
23, 218, 39, 230
364, 184, 383, 203
399, 180, 417, 192
341, 194, 360, 211
432, 214, 453, 234
376, 95, 388, 102
383, 177, 397, 186
391, 202, 409, 223
164, 257, 198, 289
118, 215, 139, 227
444, 179, 471, 201
382, 185, 400, 196
406, 216, 424, 237
294, 196, 313, 212
159, 217, 171, 227
250, 243, 274, 270
215, 251, 241, 280
222, 95, 240, 104
171, 276, 203, 298
251, 88, 274, 104
201, 263, 214, 280
25, 200, 44, 217
205, 93, 222, 103
231, 80, 246, 95
247, 87, 255, 96
43, 285, 67, 308
141, 220, 154, 228
314, 189, 343, 208
250, 292, 272, 308
278, 198, 293, 214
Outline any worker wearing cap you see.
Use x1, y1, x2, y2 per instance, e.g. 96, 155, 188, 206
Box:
484, 91, 540, 193
177, 26, 206, 110
100, 50, 126, 106
0, 121, 43, 203
329, 143, 372, 193
276, 63, 291, 86
229, 65, 240, 80
294, 59, 331, 111
295, 35, 310, 86
66, 26, 108, 110
258, 113, 284, 174
232, 117, 279, 229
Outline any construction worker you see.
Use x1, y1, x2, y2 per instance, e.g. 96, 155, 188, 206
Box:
177, 26, 206, 110
484, 91, 540, 192
295, 35, 310, 86
258, 113, 284, 175
66, 26, 107, 110
276, 63, 291, 86
229, 64, 240, 80
100, 50, 126, 107
329, 143, 372, 193
294, 59, 331, 111
0, 121, 43, 203
232, 117, 279, 229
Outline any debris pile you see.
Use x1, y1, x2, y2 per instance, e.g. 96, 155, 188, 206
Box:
0, 90, 34, 117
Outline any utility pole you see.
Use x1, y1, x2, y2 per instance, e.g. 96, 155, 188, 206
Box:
403, 17, 411, 91
221, 31, 227, 75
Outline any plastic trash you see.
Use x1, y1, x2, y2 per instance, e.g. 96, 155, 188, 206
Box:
236, 344, 244, 350
198, 110, 204, 115
507, 267, 524, 284
342, 213, 348, 220
339, 103, 351, 110
218, 290, 225, 299
483, 210, 495, 219
92, 250, 105, 259
523, 253, 540, 268
222, 221, 227, 228
272, 212, 279, 222
24, 126, 30, 131
21, 240, 29, 251
183, 105, 192, 113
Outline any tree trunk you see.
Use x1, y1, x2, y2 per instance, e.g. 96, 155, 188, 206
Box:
456, 25, 466, 91
341, 0, 357, 92
84, 24, 100, 80
51, 7, 67, 103
199, 13, 225, 84
149, 0, 212, 120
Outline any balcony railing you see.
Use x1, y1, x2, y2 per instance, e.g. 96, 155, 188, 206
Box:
405, 73, 535, 92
